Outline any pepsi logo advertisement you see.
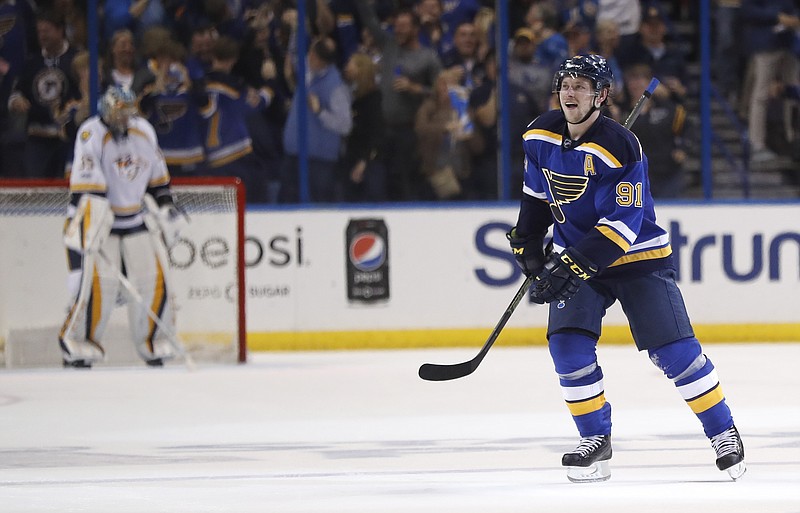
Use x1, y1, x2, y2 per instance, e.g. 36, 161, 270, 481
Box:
349, 232, 387, 272
345, 218, 390, 302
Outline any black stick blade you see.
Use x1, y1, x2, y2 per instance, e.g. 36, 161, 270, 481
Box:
418, 361, 477, 381
418, 276, 532, 382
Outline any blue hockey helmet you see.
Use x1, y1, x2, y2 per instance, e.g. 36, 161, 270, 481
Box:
98, 85, 137, 134
552, 54, 614, 97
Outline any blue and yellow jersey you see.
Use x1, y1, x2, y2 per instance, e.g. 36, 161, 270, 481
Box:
200, 71, 272, 168
519, 109, 673, 279
142, 90, 205, 168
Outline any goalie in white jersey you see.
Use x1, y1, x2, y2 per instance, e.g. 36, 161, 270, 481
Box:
59, 86, 186, 368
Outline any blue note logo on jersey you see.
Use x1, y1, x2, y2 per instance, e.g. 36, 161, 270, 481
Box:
349, 232, 386, 272
543, 167, 589, 223
154, 100, 189, 133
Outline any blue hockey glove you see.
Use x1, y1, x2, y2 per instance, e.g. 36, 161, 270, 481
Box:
506, 227, 546, 277
531, 248, 598, 304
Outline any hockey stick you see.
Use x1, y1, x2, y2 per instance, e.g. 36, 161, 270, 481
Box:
418, 274, 534, 381
96, 248, 196, 371
418, 77, 661, 382
624, 77, 660, 129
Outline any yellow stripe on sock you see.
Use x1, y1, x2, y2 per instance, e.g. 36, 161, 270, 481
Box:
566, 393, 606, 416
686, 384, 725, 414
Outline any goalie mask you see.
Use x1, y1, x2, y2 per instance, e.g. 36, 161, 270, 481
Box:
98, 86, 137, 137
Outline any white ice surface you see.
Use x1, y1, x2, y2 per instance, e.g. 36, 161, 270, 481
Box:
1, 343, 799, 513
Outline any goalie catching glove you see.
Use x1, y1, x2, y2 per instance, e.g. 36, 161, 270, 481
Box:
531, 247, 598, 304
507, 227, 548, 277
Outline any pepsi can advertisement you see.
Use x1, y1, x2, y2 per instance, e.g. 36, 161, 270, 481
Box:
346, 218, 390, 302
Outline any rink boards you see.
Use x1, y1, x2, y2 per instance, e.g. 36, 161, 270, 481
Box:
1, 202, 799, 351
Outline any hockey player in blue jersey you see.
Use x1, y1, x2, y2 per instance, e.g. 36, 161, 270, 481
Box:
507, 55, 745, 483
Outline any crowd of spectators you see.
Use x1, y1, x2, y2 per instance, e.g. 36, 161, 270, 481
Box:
0, 0, 798, 203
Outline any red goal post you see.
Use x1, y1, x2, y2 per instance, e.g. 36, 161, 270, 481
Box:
0, 176, 247, 367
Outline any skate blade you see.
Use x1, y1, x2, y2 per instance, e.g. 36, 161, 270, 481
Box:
566, 460, 611, 483
726, 461, 746, 481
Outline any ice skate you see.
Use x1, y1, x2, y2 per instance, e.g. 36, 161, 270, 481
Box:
562, 434, 612, 483
710, 425, 746, 480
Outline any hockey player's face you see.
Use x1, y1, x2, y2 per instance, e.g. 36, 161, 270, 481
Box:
558, 77, 598, 123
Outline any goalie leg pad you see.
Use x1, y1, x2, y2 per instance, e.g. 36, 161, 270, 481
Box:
66, 268, 82, 302
120, 231, 177, 363
58, 239, 122, 364
59, 336, 105, 364
64, 195, 114, 254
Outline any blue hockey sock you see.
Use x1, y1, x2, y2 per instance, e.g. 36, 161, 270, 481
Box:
649, 337, 734, 437
549, 331, 611, 437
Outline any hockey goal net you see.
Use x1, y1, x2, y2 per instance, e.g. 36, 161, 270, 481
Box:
0, 177, 246, 368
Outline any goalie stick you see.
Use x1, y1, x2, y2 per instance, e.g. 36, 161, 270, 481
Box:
418, 77, 661, 382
